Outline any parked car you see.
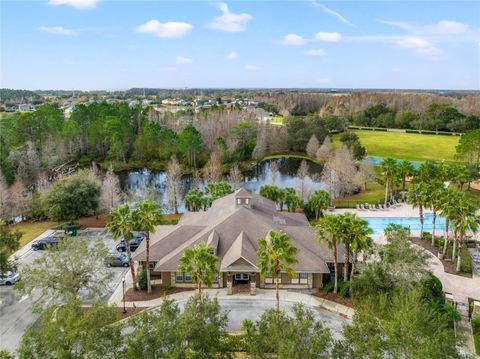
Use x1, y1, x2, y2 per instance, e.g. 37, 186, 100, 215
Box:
105, 253, 129, 267
0, 271, 21, 285
116, 237, 143, 253
31, 236, 62, 251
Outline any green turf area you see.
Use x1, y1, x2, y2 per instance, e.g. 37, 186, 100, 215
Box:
334, 130, 460, 163
9, 220, 57, 247
333, 181, 385, 208
271, 115, 284, 125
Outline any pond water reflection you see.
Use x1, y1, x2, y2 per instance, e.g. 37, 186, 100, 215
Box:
118, 157, 326, 213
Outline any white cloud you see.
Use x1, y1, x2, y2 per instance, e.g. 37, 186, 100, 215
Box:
309, 1, 355, 27
280, 34, 307, 45
227, 51, 238, 60
176, 56, 193, 64
48, 0, 99, 10
315, 32, 342, 42
396, 37, 442, 58
136, 20, 193, 38
381, 19, 469, 35
305, 48, 326, 56
207, 3, 252, 32
38, 26, 75, 35
244, 64, 261, 71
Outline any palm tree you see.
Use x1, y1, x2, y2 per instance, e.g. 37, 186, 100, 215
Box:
426, 180, 445, 246
107, 204, 137, 289
408, 180, 429, 239
380, 158, 398, 206
315, 215, 342, 293
451, 199, 478, 272
184, 188, 205, 212
307, 189, 330, 220
343, 213, 374, 279
132, 200, 164, 293
257, 230, 298, 311
398, 160, 415, 191
177, 242, 219, 293
439, 189, 459, 256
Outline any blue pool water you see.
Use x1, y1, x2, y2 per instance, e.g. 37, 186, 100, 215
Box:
363, 213, 446, 234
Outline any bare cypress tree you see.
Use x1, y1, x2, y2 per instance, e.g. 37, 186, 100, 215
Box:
269, 160, 278, 184
9, 178, 29, 220
252, 127, 267, 162
354, 162, 376, 191
296, 160, 309, 200
0, 171, 12, 221
100, 165, 122, 213
316, 136, 332, 162
166, 156, 182, 214
203, 152, 223, 183
191, 170, 202, 189
306, 134, 320, 159
228, 163, 243, 190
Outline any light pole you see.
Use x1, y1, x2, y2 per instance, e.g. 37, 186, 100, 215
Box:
122, 279, 127, 314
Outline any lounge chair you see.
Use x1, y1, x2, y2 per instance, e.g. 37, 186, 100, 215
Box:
356, 203, 361, 210
360, 204, 366, 210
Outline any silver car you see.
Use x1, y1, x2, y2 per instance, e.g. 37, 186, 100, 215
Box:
0, 271, 21, 286
105, 253, 129, 267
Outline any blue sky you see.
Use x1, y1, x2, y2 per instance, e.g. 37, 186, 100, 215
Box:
1, 0, 479, 90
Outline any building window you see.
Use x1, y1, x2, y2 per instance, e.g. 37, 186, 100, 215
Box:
291, 273, 308, 284
213, 274, 219, 283
176, 272, 193, 283
245, 198, 250, 204
236, 198, 242, 205
148, 261, 158, 270
299, 272, 308, 284
264, 273, 273, 284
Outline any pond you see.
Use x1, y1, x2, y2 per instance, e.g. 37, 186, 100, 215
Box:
118, 157, 326, 213
362, 156, 423, 169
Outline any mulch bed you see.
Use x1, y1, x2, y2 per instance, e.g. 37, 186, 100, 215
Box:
116, 306, 148, 320
411, 237, 472, 278
124, 285, 194, 301
313, 290, 353, 308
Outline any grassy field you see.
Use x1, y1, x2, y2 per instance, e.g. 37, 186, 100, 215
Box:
333, 181, 385, 208
9, 220, 58, 247
335, 130, 460, 163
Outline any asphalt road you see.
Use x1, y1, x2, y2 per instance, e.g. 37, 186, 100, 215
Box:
0, 229, 128, 353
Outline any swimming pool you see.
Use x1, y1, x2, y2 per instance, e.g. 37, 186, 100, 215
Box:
363, 213, 446, 234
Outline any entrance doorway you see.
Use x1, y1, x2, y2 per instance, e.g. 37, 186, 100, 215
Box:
233, 273, 250, 285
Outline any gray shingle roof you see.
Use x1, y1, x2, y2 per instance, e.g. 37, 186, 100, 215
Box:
133, 189, 342, 273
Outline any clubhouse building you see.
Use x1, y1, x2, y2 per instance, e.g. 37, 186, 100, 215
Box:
133, 189, 345, 293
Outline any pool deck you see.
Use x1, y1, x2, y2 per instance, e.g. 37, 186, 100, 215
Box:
333, 203, 431, 218
333, 204, 480, 305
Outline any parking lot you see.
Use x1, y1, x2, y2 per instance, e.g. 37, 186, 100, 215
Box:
0, 229, 128, 353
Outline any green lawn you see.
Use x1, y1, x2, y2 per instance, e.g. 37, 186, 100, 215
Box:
9, 220, 57, 247
335, 130, 460, 163
334, 181, 385, 208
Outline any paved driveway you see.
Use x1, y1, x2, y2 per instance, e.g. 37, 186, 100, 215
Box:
0, 229, 128, 353
173, 296, 347, 339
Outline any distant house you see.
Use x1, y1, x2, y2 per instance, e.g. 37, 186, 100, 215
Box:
17, 103, 35, 112
133, 189, 344, 292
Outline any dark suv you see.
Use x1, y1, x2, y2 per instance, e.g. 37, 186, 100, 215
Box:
116, 233, 144, 253
31, 236, 62, 251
